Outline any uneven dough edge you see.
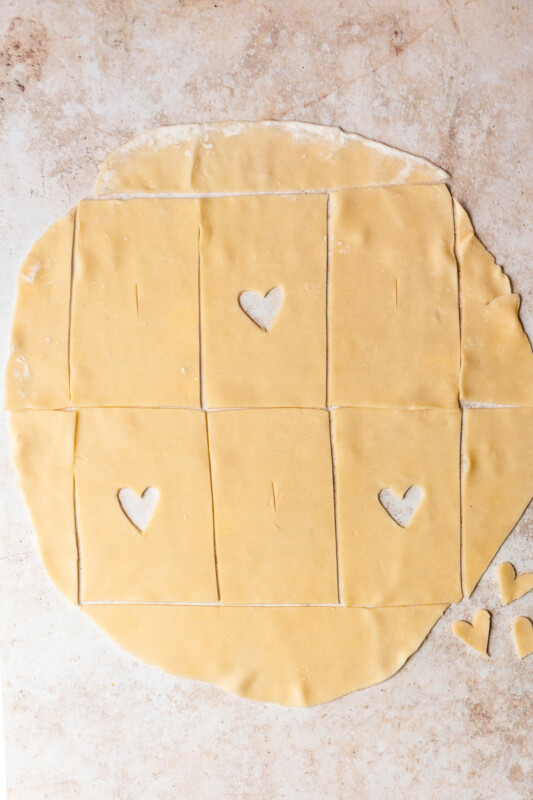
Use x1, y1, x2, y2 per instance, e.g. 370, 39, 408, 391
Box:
462, 408, 533, 597
5, 210, 75, 410
83, 603, 447, 706
9, 410, 78, 604
455, 200, 533, 405
94, 121, 450, 195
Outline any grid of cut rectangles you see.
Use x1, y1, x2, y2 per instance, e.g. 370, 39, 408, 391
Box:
56, 184, 462, 610
8, 172, 533, 616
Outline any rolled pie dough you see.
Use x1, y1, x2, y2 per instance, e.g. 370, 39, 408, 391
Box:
6, 122, 533, 706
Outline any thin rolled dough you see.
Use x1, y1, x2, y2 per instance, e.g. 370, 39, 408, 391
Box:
6, 121, 533, 705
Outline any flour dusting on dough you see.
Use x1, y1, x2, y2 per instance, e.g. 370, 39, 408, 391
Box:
11, 349, 31, 396
21, 260, 43, 283
95, 121, 449, 195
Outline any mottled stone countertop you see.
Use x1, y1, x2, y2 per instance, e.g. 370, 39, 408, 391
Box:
0, 2, 531, 798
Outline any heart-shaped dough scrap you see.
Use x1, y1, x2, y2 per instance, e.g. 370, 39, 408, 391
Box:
497, 562, 533, 605
452, 609, 491, 656
378, 485, 422, 528
239, 286, 284, 331
512, 616, 533, 659
117, 487, 160, 533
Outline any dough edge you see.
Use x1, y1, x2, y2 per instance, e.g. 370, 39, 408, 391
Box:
83, 603, 448, 707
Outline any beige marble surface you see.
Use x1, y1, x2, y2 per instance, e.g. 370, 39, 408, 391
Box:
0, 1, 532, 798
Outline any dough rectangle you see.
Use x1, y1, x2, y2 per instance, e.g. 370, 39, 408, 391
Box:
76, 408, 218, 602
70, 199, 200, 407
333, 407, 462, 605
199, 194, 328, 408
207, 408, 338, 604
329, 185, 460, 409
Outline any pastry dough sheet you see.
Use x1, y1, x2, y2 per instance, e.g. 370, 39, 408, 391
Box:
7, 121, 533, 706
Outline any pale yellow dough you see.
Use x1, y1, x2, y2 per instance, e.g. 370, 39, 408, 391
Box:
94, 121, 449, 195
452, 609, 491, 656
329, 185, 460, 409
70, 199, 200, 407
207, 409, 337, 604
455, 201, 533, 405
462, 408, 533, 597
333, 408, 462, 606
512, 617, 533, 659
75, 408, 218, 602
84, 603, 447, 706
200, 194, 327, 408
5, 211, 74, 410
7, 122, 533, 706
10, 410, 78, 603
497, 562, 533, 605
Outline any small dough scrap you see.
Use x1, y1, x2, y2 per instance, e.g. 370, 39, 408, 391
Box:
512, 617, 533, 659
94, 121, 449, 196
10, 410, 78, 603
84, 603, 448, 706
333, 408, 461, 606
462, 408, 533, 597
452, 609, 490, 656
200, 194, 327, 408
76, 408, 218, 602
497, 562, 533, 605
455, 201, 533, 405
207, 409, 338, 604
5, 211, 75, 410
70, 199, 200, 407
329, 185, 459, 408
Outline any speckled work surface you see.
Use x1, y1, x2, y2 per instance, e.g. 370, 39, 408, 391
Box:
0, 1, 532, 798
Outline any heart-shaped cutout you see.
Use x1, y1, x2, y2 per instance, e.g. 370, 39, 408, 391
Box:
452, 609, 491, 656
497, 562, 533, 605
239, 286, 284, 331
378, 485, 422, 528
117, 487, 159, 533
513, 616, 533, 659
